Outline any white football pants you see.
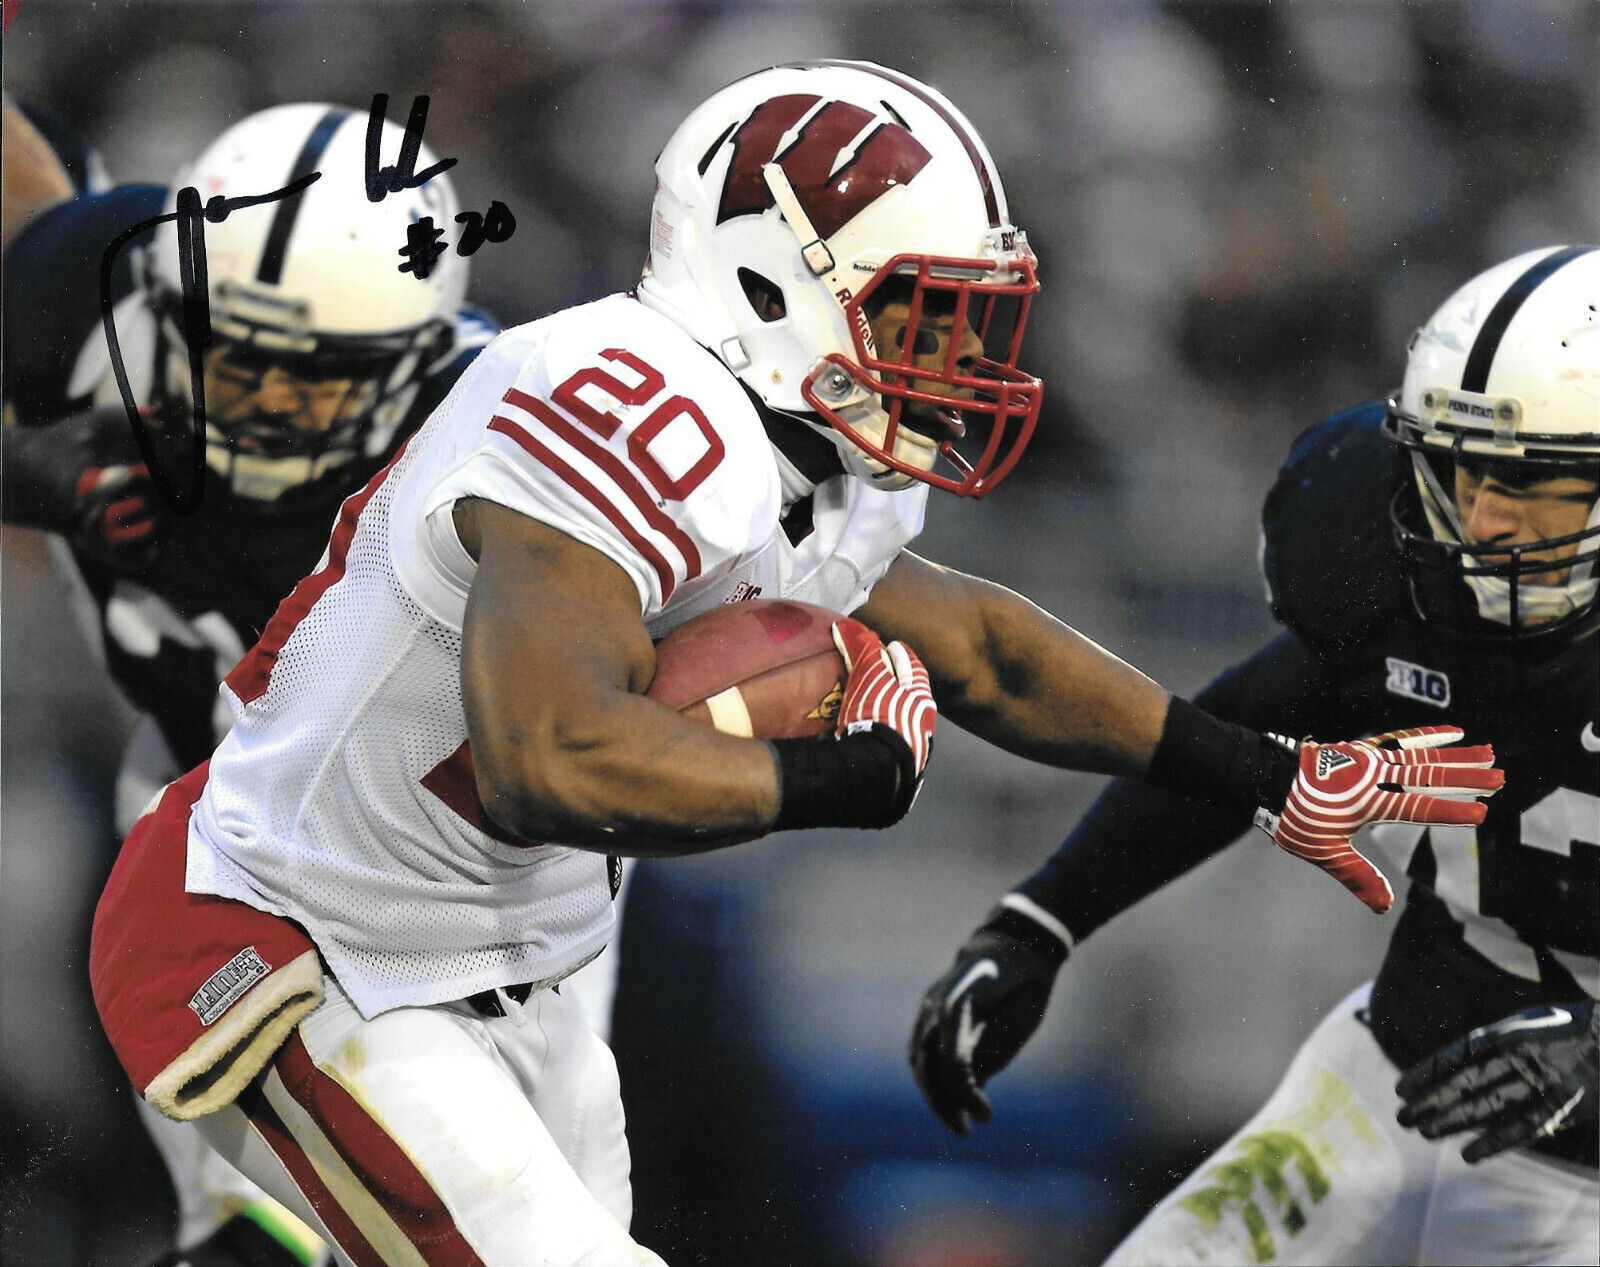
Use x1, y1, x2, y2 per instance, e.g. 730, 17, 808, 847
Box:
1106, 983, 1599, 1266
186, 971, 665, 1266
139, 1094, 327, 1259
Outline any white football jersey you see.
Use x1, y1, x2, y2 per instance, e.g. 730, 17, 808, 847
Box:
186, 294, 927, 1017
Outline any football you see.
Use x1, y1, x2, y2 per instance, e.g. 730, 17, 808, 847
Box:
647, 599, 848, 739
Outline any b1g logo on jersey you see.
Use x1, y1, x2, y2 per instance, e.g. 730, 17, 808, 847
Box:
1385, 656, 1451, 709
715, 94, 932, 237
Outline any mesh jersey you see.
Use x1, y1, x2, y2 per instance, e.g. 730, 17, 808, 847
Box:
186, 293, 928, 1017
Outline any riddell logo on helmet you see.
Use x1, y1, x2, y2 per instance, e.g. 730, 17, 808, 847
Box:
838, 287, 873, 349
716, 94, 932, 237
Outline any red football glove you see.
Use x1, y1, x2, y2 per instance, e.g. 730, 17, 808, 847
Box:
4, 406, 164, 568
832, 620, 936, 779
1257, 726, 1503, 915
74, 461, 160, 561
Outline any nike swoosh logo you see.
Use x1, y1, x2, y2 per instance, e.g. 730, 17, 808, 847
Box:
1536, 1088, 1585, 1138
1493, 1006, 1573, 1036
954, 997, 987, 1066
1582, 722, 1600, 753
945, 959, 998, 1008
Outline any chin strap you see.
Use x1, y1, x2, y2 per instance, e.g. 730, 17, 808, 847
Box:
762, 162, 835, 278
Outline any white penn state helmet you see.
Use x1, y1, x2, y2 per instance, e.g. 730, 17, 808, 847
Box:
145, 102, 467, 506
1386, 245, 1600, 640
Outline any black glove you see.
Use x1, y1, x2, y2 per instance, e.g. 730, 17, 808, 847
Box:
908, 901, 1069, 1135
1395, 999, 1598, 1164
3, 406, 164, 567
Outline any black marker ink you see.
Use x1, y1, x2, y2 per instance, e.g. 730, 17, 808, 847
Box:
100, 172, 322, 514
398, 216, 448, 279
365, 94, 457, 203
454, 201, 516, 257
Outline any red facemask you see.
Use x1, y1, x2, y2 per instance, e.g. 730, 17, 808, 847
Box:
802, 252, 1043, 498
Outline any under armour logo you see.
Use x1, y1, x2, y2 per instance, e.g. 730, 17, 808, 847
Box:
1316, 748, 1357, 780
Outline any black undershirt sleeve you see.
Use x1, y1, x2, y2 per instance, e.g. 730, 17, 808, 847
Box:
1014, 629, 1330, 944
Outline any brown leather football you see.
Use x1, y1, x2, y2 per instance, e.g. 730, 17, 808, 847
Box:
647, 599, 847, 739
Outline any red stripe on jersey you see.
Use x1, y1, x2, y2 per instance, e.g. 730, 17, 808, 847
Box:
501, 387, 704, 580
224, 441, 411, 707
487, 414, 675, 602
420, 740, 525, 846
267, 1030, 489, 1265
236, 1077, 387, 1267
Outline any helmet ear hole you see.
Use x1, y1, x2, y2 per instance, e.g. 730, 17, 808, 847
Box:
738, 268, 786, 322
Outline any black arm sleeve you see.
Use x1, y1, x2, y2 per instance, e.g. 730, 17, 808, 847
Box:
1014, 629, 1329, 943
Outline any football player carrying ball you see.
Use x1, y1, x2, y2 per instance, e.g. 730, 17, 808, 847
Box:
88, 63, 1499, 1265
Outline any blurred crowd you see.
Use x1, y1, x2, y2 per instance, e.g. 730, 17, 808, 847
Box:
3, 2, 1596, 1264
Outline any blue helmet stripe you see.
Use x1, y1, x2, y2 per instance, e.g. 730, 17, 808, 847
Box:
255, 107, 351, 286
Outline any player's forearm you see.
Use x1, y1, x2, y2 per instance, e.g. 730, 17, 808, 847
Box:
1013, 778, 1255, 942
1011, 630, 1328, 941
472, 690, 781, 856
914, 577, 1308, 815
931, 577, 1168, 776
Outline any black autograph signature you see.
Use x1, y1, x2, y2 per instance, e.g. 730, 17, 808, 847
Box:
98, 93, 506, 515
98, 174, 322, 514
366, 93, 457, 201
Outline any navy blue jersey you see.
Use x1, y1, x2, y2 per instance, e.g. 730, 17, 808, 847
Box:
15, 100, 111, 197
2, 184, 166, 424
3, 185, 499, 772
1262, 406, 1597, 1082
1020, 402, 1597, 1163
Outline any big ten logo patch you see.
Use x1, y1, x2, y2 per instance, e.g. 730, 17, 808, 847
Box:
1385, 657, 1451, 709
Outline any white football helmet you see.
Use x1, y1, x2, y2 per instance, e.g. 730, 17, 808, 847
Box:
637, 60, 1042, 498
1386, 245, 1600, 641
145, 102, 468, 509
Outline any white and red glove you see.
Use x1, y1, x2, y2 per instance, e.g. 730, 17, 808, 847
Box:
832, 619, 936, 780
1257, 726, 1503, 914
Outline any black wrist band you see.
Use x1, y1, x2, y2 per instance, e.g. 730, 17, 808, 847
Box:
981, 904, 1070, 966
769, 727, 915, 831
1145, 696, 1297, 812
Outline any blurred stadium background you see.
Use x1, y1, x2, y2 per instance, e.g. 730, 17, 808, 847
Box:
3, 1, 1595, 1263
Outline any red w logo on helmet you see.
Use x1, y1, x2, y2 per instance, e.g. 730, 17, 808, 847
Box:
716, 94, 932, 239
